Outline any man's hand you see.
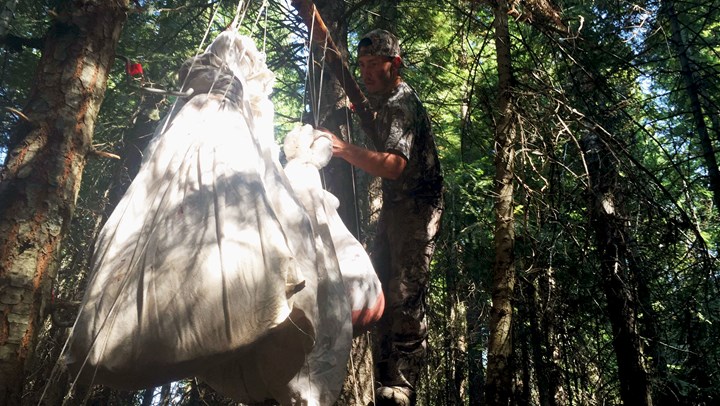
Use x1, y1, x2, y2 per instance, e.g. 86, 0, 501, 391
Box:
331, 134, 349, 158
328, 133, 406, 180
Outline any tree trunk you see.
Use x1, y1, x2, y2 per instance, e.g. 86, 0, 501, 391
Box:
336, 333, 375, 406
141, 388, 155, 406
460, 8, 486, 403
581, 130, 653, 406
0, 0, 17, 39
518, 312, 531, 406
629, 240, 670, 404
466, 277, 486, 406
485, 0, 517, 404
159, 384, 171, 406
541, 268, 565, 406
528, 266, 565, 406
0, 1, 128, 403
527, 276, 548, 406
682, 298, 716, 404
663, 1, 720, 216
443, 234, 467, 405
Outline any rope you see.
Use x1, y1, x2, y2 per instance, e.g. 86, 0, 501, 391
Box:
298, 5, 363, 240
340, 52, 363, 240
348, 344, 360, 400
262, 1, 269, 54
301, 4, 330, 129
314, 25, 329, 127
229, 0, 251, 32
299, 9, 316, 125
347, 332, 376, 404
249, 0, 268, 36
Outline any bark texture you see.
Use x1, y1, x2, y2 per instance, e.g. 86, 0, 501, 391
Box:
0, 0, 17, 39
0, 1, 128, 402
582, 130, 653, 406
485, 0, 517, 404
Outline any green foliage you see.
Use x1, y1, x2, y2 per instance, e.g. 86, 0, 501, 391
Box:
0, 1, 49, 156
4, 0, 720, 404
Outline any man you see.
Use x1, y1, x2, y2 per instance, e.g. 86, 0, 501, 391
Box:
331, 29, 443, 406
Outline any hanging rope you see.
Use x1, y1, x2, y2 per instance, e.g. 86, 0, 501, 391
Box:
299, 7, 333, 194
299, 8, 317, 125
229, 0, 246, 31
262, 1, 269, 53
290, 0, 376, 138
340, 61, 363, 240
314, 32, 329, 127
249, 0, 268, 37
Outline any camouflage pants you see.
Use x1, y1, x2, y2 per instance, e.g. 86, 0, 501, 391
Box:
371, 196, 443, 395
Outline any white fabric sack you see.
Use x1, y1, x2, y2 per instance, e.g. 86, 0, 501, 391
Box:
202, 124, 353, 405
66, 31, 351, 405
281, 125, 384, 335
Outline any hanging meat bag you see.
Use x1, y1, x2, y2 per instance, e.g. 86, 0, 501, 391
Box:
65, 31, 351, 405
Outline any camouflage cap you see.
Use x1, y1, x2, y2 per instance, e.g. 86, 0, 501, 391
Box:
358, 29, 401, 59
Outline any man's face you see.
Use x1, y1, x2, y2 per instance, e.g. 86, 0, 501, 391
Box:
358, 54, 398, 95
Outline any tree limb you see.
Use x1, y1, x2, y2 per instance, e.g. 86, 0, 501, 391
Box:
1, 33, 44, 52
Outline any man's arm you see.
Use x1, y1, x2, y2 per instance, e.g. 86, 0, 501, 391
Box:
331, 135, 406, 180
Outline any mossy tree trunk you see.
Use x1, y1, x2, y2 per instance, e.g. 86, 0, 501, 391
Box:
0, 1, 128, 403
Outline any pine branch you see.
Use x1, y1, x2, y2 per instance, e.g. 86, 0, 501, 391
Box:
1, 33, 44, 52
